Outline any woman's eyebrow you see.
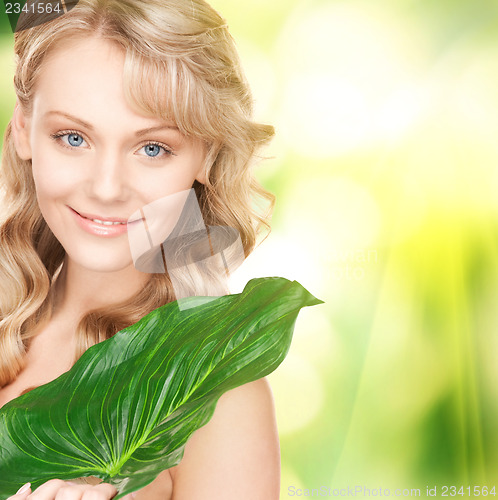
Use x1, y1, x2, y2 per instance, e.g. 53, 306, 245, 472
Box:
44, 110, 94, 130
134, 125, 180, 137
43, 110, 179, 136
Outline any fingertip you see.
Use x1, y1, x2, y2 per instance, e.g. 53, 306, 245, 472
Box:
15, 482, 31, 496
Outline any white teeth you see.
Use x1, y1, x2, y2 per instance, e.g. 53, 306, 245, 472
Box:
91, 219, 126, 225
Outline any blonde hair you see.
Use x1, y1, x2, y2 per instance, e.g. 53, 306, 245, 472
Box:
0, 0, 275, 387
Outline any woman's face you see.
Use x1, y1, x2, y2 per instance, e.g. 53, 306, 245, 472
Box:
14, 36, 206, 274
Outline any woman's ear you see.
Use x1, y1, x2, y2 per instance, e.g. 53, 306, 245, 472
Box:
11, 101, 32, 160
195, 167, 207, 185
194, 152, 208, 185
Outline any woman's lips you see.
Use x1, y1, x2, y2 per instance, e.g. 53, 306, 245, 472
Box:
69, 207, 141, 237
73, 209, 128, 224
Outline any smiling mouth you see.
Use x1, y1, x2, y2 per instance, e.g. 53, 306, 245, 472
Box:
71, 207, 141, 225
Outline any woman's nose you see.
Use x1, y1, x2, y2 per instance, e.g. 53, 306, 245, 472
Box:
86, 152, 129, 203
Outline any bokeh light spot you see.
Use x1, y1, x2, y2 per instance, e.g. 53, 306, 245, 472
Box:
268, 352, 324, 435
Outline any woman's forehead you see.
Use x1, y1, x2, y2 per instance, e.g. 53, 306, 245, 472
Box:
33, 37, 178, 131
34, 38, 124, 115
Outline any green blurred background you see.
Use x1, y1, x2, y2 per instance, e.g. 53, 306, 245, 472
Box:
2, 0, 498, 497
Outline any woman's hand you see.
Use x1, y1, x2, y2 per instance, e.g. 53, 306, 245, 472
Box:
7, 480, 137, 500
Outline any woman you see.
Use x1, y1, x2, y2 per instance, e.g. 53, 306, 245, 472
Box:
0, 0, 279, 498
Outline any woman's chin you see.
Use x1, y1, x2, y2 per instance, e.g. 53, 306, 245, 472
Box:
65, 251, 140, 275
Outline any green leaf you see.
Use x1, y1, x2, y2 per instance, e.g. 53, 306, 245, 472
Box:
0, 277, 322, 498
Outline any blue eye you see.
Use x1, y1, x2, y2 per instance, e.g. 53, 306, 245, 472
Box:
67, 133, 84, 147
138, 142, 173, 159
144, 144, 162, 157
51, 131, 88, 149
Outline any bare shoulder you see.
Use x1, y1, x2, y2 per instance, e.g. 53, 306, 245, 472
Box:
169, 377, 280, 500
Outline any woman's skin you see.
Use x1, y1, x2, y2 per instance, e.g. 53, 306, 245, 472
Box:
2, 36, 280, 500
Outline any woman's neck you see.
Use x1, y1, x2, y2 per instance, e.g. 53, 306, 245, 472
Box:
53, 256, 150, 322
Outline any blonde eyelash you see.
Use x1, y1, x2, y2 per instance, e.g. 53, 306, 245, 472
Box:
50, 129, 82, 140
138, 141, 175, 159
